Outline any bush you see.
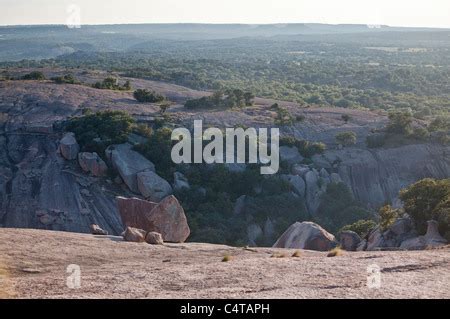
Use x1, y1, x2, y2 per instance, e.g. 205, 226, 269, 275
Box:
93, 77, 131, 91
335, 131, 357, 146
387, 110, 413, 135
428, 116, 450, 132
184, 89, 254, 109
134, 127, 174, 179
22, 71, 46, 80
133, 89, 165, 103
65, 110, 134, 154
341, 114, 351, 123
51, 74, 78, 84
315, 182, 371, 234
339, 219, 377, 238
411, 127, 430, 140
274, 107, 294, 126
399, 178, 450, 237
378, 205, 401, 231
279, 136, 326, 158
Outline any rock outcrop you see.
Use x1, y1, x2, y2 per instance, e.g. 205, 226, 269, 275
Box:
78, 152, 108, 177
400, 220, 448, 250
340, 231, 361, 251
273, 221, 337, 251
105, 143, 155, 193
173, 172, 190, 191
137, 171, 173, 202
59, 132, 79, 160
116, 195, 190, 243
281, 174, 306, 197
314, 145, 450, 209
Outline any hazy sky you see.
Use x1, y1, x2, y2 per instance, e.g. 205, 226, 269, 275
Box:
1, 0, 449, 28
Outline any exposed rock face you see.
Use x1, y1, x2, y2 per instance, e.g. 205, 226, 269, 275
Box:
173, 172, 190, 191
105, 143, 155, 193
0, 132, 124, 235
279, 146, 304, 165
90, 224, 108, 235
273, 221, 337, 251
247, 223, 263, 246
116, 195, 190, 243
78, 152, 108, 177
400, 220, 448, 250
59, 132, 79, 160
304, 170, 324, 214
145, 231, 164, 245
123, 226, 146, 242
281, 174, 306, 197
233, 195, 247, 215
137, 171, 173, 202
340, 231, 361, 251
291, 164, 310, 177
366, 228, 386, 251
317, 145, 450, 209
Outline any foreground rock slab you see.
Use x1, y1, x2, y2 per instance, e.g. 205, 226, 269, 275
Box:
117, 195, 190, 243
1, 228, 449, 299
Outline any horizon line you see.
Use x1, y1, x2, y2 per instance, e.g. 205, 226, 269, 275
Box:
0, 22, 449, 30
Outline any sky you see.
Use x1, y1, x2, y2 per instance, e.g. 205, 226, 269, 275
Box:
0, 0, 449, 28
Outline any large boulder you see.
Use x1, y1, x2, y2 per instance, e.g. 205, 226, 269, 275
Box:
340, 231, 361, 251
281, 174, 306, 197
59, 132, 79, 160
90, 224, 108, 235
123, 226, 146, 242
273, 221, 337, 251
366, 228, 386, 251
116, 195, 190, 243
105, 143, 155, 193
400, 220, 448, 250
173, 172, 190, 191
279, 146, 304, 165
78, 152, 108, 177
137, 171, 173, 202
145, 232, 164, 245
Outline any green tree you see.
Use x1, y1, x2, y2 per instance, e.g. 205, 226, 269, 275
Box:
399, 178, 450, 236
133, 89, 165, 103
378, 205, 401, 231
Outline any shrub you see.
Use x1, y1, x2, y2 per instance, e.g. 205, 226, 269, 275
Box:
51, 74, 78, 84
93, 77, 130, 91
134, 127, 174, 179
291, 250, 302, 258
411, 127, 430, 140
335, 131, 357, 146
399, 178, 450, 236
274, 107, 294, 126
279, 136, 326, 158
387, 110, 413, 135
315, 182, 371, 234
339, 219, 377, 238
327, 247, 343, 257
341, 114, 351, 123
428, 116, 450, 132
22, 71, 46, 80
65, 110, 134, 154
378, 205, 401, 231
222, 255, 232, 262
133, 89, 165, 103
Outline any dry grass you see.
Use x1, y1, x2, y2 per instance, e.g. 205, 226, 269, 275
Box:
271, 252, 287, 258
292, 250, 302, 258
327, 247, 344, 257
222, 254, 233, 262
